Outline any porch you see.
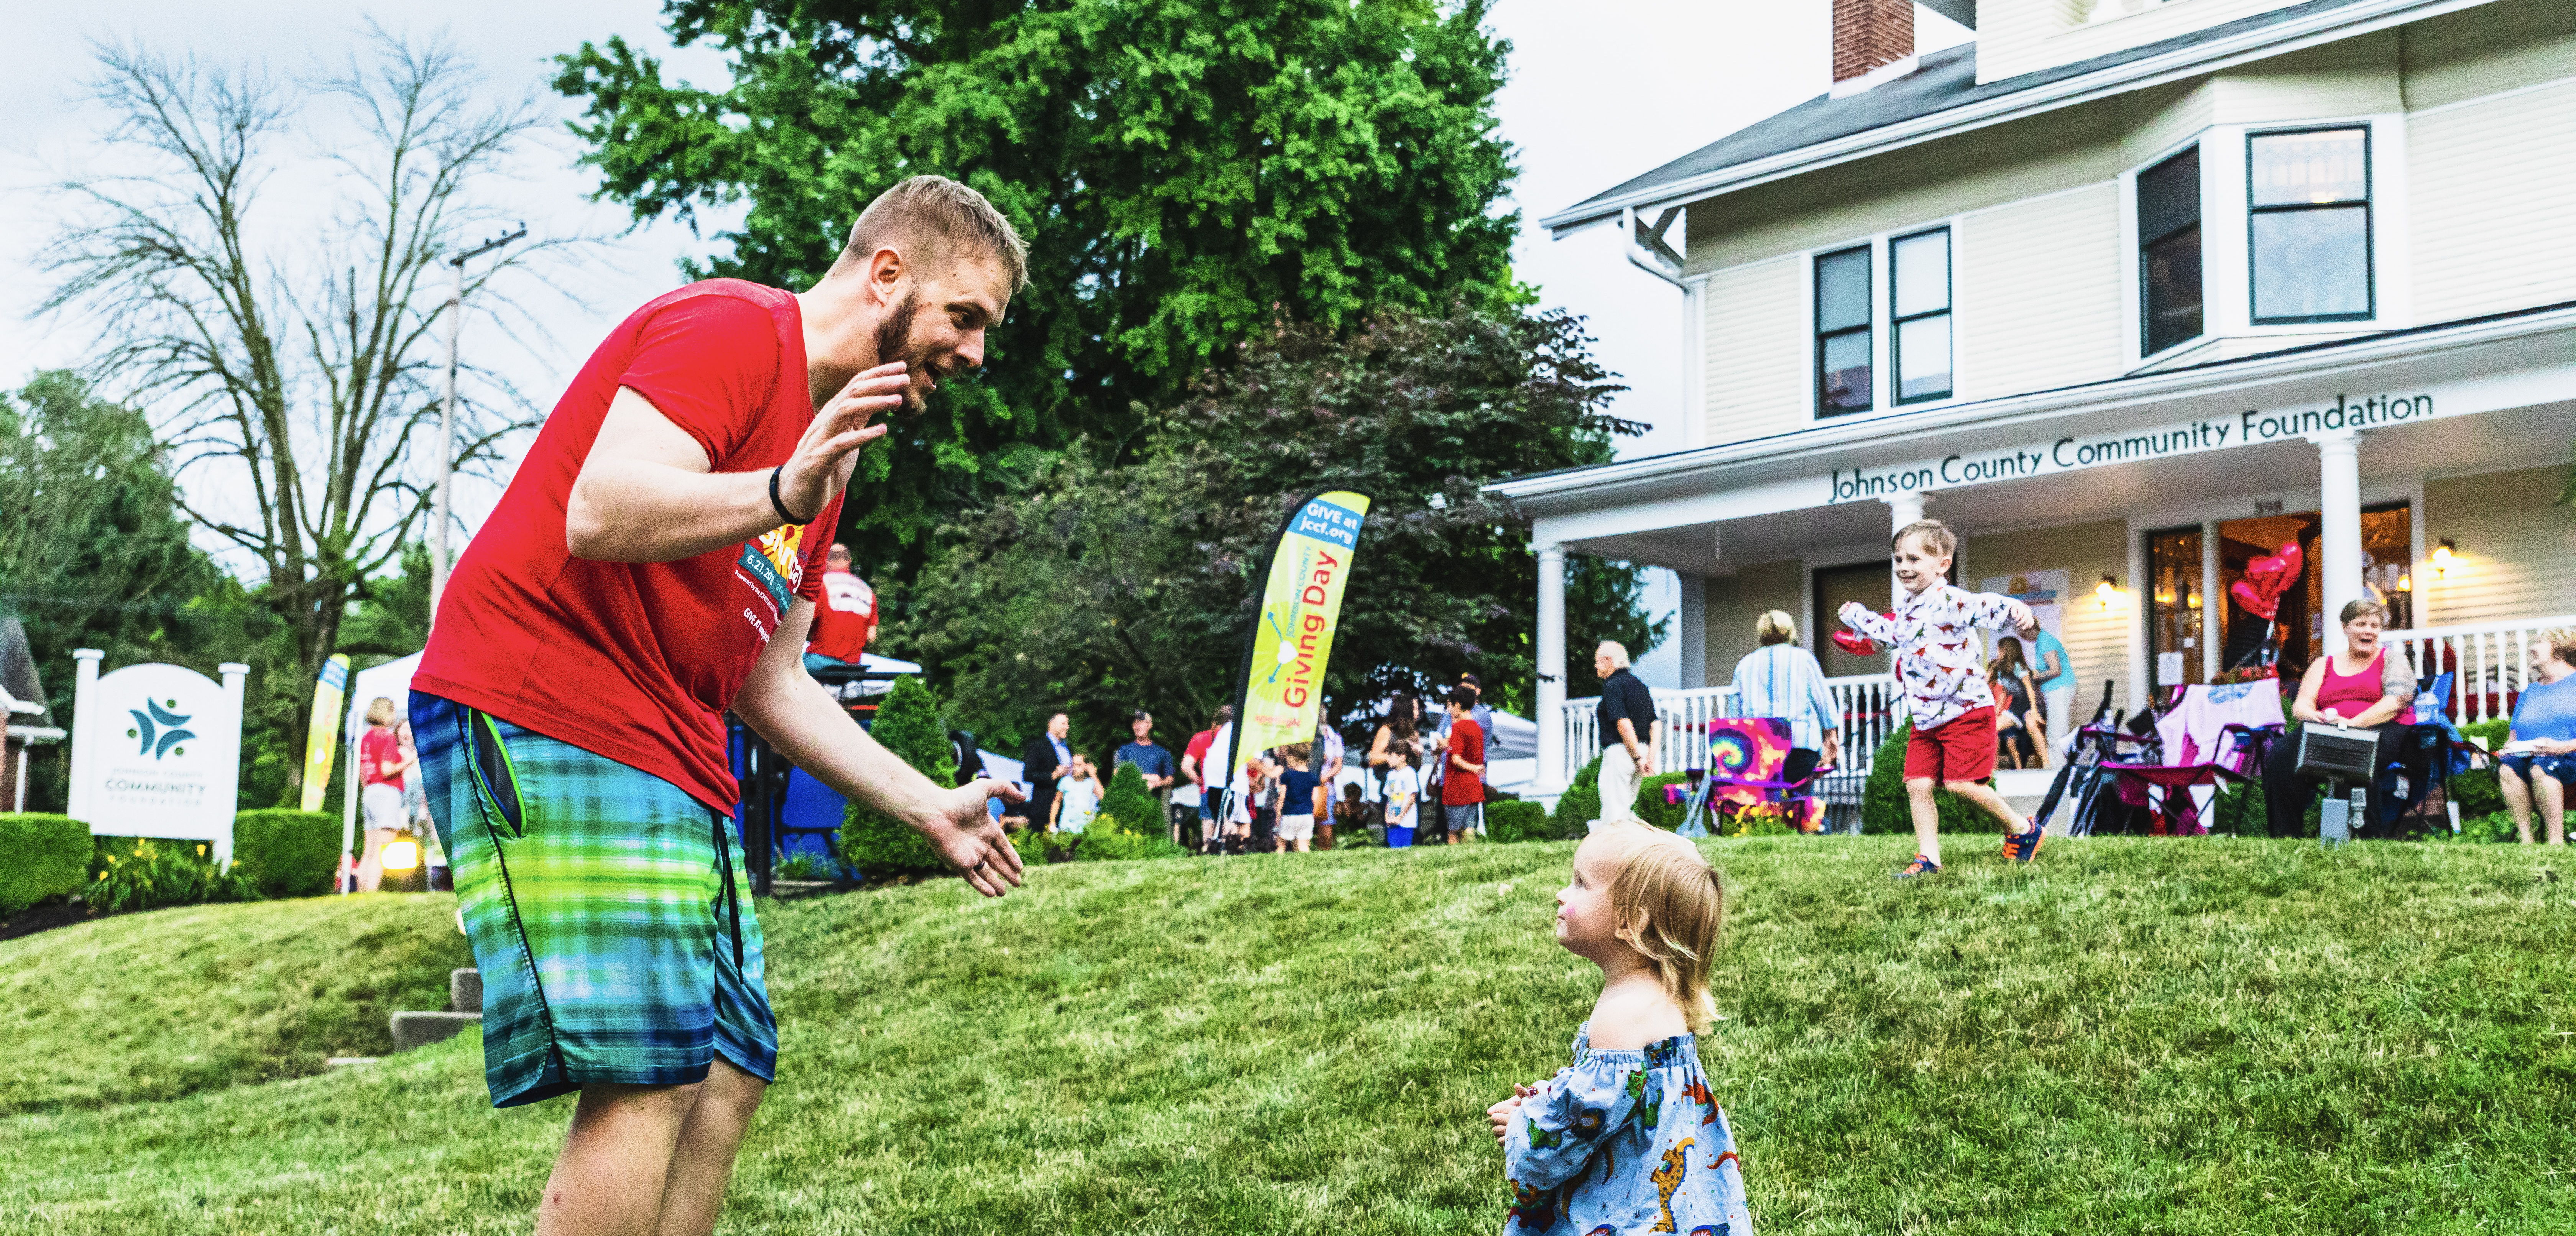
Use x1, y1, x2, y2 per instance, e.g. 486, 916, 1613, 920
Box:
1549, 612, 2574, 794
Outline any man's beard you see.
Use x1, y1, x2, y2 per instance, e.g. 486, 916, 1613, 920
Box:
872, 293, 932, 414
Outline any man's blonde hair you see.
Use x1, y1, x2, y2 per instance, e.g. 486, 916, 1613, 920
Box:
839, 175, 1029, 293
1892, 519, 1957, 558
1594, 821, 1727, 1033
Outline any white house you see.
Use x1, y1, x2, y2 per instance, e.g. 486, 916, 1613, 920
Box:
1499, 0, 2576, 791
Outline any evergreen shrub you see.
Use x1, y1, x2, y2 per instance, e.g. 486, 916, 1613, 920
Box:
1482, 800, 1552, 843
231, 810, 340, 898
1098, 763, 1159, 835
0, 813, 90, 915
837, 676, 959, 879
1547, 754, 1604, 833
1859, 719, 2008, 835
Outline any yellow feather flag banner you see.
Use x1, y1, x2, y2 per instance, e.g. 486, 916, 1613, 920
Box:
297, 654, 351, 812
1222, 491, 1372, 790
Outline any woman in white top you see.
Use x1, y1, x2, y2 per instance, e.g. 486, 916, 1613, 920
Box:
1730, 610, 1843, 782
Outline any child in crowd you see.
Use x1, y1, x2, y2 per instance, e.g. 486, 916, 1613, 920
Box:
1332, 782, 1372, 849
1442, 685, 1487, 845
1051, 754, 1102, 834
1383, 746, 1422, 848
1487, 821, 1751, 1235
1275, 743, 1326, 853
1838, 519, 2044, 878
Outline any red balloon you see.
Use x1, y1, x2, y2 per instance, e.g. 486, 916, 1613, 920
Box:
2229, 541, 2304, 621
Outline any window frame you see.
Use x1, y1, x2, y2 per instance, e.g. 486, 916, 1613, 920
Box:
1812, 243, 1875, 418
2134, 143, 2205, 360
1888, 225, 1953, 406
2244, 124, 2375, 325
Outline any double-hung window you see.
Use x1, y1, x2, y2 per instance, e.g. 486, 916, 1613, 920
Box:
2249, 127, 2371, 322
1890, 227, 1952, 403
1814, 245, 1872, 416
2137, 146, 2202, 356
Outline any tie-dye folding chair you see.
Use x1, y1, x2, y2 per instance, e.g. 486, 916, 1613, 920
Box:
1665, 717, 1827, 835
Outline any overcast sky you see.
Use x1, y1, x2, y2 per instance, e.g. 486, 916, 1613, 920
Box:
0, 0, 1968, 686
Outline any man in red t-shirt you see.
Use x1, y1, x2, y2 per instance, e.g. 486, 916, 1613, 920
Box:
409, 176, 1029, 1236
1442, 685, 1487, 845
1180, 705, 1230, 851
803, 542, 877, 672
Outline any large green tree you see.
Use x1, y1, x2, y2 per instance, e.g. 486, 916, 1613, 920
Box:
555, 0, 1522, 568
895, 302, 1663, 754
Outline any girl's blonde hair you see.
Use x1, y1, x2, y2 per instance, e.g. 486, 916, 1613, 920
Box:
1594, 821, 1728, 1033
365, 697, 398, 727
1755, 609, 1797, 646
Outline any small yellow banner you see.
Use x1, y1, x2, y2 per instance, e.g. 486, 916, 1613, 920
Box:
1227, 491, 1371, 784
298, 654, 351, 813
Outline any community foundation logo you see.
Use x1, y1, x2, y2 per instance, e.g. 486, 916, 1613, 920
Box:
127, 697, 197, 760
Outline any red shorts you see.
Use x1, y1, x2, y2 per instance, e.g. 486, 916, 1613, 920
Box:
1904, 708, 1998, 783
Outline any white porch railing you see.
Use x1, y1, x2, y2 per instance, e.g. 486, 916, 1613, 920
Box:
1558, 673, 1901, 786
2384, 614, 2576, 725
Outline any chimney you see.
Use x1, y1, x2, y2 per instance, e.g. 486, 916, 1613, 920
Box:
1833, 0, 1916, 89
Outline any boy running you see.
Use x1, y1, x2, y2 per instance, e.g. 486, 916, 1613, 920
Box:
1839, 519, 2044, 878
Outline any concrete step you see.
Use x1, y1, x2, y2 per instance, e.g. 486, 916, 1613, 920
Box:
391, 1010, 482, 1053
451, 968, 483, 1014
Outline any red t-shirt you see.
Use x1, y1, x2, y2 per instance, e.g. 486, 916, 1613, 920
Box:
415, 281, 843, 814
1183, 728, 1218, 786
360, 726, 403, 789
1442, 718, 1485, 806
806, 570, 876, 663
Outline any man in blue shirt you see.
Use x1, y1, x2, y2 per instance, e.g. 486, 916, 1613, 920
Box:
1112, 710, 1176, 837
2032, 626, 2076, 759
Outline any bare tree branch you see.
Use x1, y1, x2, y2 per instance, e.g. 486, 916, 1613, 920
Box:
37, 30, 568, 682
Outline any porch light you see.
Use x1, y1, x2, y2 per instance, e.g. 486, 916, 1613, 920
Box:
2433, 539, 2456, 578
381, 839, 421, 872
2096, 574, 2120, 610
2397, 572, 2412, 592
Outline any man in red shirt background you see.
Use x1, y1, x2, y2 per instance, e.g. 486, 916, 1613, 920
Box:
803, 541, 877, 673
1442, 685, 1486, 845
410, 176, 1028, 1236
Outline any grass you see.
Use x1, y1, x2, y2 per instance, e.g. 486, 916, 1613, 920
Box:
0, 894, 471, 1115
3, 837, 2574, 1234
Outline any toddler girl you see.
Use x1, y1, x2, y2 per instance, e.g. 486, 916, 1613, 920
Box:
1487, 821, 1750, 1235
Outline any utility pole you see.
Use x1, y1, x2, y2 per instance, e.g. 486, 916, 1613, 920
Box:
430, 222, 527, 624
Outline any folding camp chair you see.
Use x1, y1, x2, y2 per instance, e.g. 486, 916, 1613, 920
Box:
2094, 681, 2287, 836
1677, 717, 1828, 834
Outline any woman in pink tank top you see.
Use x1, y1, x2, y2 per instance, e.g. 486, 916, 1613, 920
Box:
2261, 598, 2419, 837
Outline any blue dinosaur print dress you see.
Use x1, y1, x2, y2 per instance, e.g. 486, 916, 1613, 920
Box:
1502, 1026, 1751, 1236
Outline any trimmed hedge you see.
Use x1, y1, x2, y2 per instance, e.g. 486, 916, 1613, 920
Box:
232, 810, 341, 899
0, 813, 91, 916
1482, 800, 1554, 843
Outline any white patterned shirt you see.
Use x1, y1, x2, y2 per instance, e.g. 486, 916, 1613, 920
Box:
1840, 585, 2036, 732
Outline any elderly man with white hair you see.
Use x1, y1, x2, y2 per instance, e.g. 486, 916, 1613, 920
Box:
1592, 641, 1661, 824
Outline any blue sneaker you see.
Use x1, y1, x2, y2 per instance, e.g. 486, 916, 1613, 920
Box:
1893, 853, 1943, 879
2002, 822, 2045, 864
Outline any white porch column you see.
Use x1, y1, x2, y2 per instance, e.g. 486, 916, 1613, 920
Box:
1884, 491, 1928, 605
1536, 543, 1569, 792
2314, 430, 2364, 654
1677, 574, 1707, 689
2200, 518, 2223, 682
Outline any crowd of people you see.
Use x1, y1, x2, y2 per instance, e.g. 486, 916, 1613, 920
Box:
997, 676, 1505, 855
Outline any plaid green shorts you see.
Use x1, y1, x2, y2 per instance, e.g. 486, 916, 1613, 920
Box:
411, 691, 776, 1108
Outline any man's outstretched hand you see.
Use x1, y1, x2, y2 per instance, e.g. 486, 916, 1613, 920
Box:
776, 362, 905, 522
918, 777, 1028, 897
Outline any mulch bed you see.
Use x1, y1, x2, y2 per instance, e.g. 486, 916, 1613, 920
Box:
0, 898, 93, 942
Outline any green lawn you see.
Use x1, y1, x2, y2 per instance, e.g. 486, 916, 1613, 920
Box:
3, 837, 2573, 1234
0, 893, 471, 1114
